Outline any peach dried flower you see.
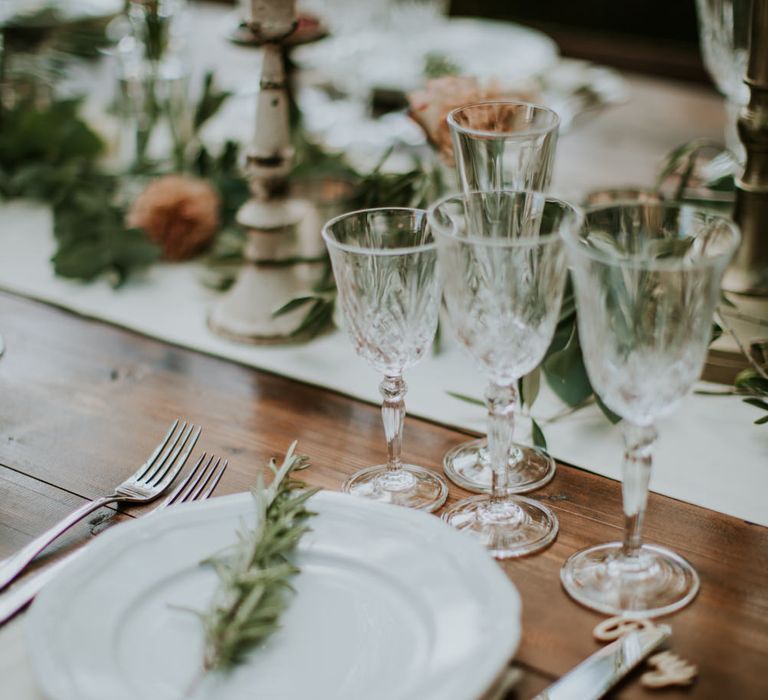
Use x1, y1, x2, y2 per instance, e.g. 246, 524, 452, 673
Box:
407, 76, 536, 163
128, 175, 220, 261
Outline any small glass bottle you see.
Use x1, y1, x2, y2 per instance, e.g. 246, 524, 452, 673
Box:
114, 0, 191, 174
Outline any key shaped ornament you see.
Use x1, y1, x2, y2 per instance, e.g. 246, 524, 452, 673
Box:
592, 616, 698, 689
642, 651, 698, 688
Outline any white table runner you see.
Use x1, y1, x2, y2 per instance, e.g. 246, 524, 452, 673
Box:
1, 201, 766, 526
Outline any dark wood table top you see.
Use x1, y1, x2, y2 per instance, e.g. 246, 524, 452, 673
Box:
1, 289, 766, 699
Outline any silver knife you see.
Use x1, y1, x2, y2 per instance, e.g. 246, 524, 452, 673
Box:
533, 624, 671, 700
0, 551, 83, 625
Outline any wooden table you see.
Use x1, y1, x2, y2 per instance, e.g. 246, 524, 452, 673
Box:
1, 8, 767, 692
1, 286, 767, 699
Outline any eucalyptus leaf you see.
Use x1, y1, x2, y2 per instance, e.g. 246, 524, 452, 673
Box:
542, 323, 593, 407
655, 138, 718, 189
735, 369, 768, 395
423, 52, 460, 78
595, 395, 622, 424
51, 239, 112, 280
520, 368, 541, 409
0, 99, 102, 170
446, 391, 485, 407
289, 298, 334, 338
531, 418, 547, 449
432, 318, 442, 355
706, 174, 735, 192
193, 72, 232, 133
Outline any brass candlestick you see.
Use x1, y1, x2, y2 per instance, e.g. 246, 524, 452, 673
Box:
705, 0, 768, 382
724, 0, 768, 295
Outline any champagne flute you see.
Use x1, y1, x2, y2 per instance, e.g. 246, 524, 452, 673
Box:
449, 100, 559, 194
429, 190, 581, 557
560, 202, 740, 615
322, 207, 448, 511
444, 101, 561, 495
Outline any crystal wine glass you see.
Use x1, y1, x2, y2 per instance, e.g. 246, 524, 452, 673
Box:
443, 101, 561, 496
322, 207, 448, 511
428, 190, 581, 557
560, 202, 740, 616
696, 0, 751, 168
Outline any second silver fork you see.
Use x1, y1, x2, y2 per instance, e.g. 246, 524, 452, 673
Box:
0, 453, 228, 626
0, 420, 201, 590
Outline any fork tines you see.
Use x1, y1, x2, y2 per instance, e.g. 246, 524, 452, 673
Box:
135, 420, 202, 486
161, 453, 228, 508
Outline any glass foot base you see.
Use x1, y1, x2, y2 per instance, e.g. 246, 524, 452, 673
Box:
443, 437, 555, 494
560, 542, 700, 617
342, 464, 448, 512
442, 494, 558, 559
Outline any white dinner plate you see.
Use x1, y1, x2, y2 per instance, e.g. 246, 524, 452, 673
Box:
294, 17, 559, 93
26, 490, 521, 700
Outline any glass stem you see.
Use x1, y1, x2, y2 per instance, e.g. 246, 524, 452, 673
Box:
486, 381, 517, 501
621, 422, 657, 558
380, 375, 406, 473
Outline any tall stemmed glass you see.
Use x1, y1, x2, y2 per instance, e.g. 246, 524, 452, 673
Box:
560, 203, 740, 616
322, 208, 448, 512
696, 0, 751, 168
429, 191, 581, 557
443, 101, 562, 495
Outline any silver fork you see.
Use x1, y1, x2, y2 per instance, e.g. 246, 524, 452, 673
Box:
0, 452, 228, 625
0, 419, 201, 591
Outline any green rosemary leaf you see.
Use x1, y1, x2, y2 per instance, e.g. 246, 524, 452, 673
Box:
198, 442, 319, 674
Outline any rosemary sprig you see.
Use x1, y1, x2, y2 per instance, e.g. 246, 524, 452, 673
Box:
198, 442, 319, 674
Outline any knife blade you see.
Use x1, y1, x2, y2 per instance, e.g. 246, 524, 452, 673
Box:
0, 551, 82, 625
533, 624, 671, 700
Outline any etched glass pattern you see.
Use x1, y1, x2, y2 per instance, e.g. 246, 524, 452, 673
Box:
322, 208, 447, 512
560, 202, 740, 617
429, 191, 580, 558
